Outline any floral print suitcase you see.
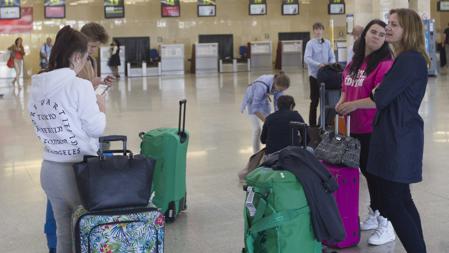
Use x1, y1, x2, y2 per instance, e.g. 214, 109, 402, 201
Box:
73, 206, 164, 253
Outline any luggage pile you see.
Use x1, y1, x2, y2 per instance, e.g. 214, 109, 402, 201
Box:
242, 82, 363, 251
72, 99, 189, 253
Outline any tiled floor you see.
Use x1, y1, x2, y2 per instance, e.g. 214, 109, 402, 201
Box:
0, 69, 448, 253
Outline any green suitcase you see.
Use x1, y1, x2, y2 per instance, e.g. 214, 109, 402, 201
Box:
140, 100, 188, 222
243, 167, 322, 253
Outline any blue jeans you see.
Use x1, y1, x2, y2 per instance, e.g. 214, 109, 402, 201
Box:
45, 200, 57, 250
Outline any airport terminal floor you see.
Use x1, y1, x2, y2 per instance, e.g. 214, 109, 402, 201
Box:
1, 69, 449, 253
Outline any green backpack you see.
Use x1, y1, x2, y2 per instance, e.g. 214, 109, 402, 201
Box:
243, 167, 322, 253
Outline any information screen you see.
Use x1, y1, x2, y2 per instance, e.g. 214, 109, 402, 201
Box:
249, 4, 266, 15
45, 6, 65, 19
105, 5, 124, 18
0, 6, 20, 19
282, 4, 299, 15
438, 1, 449, 11
328, 3, 345, 15
161, 0, 180, 17
104, 0, 124, 18
198, 5, 215, 17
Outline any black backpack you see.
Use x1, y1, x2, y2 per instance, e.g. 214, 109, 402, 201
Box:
317, 63, 344, 90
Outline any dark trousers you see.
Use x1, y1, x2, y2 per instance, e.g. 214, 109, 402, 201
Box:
351, 133, 378, 211
370, 174, 426, 253
308, 76, 320, 127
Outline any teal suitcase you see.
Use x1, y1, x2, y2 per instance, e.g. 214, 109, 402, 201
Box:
139, 100, 188, 221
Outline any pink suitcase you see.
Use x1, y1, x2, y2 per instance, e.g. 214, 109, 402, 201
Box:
322, 162, 360, 248
319, 111, 361, 248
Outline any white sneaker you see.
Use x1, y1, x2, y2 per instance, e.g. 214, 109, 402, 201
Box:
368, 216, 396, 246
361, 208, 379, 231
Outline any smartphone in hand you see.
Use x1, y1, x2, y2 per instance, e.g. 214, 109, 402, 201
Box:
95, 84, 110, 95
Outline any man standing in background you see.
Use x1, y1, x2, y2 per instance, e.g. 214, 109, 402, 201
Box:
40, 37, 52, 70
304, 22, 336, 127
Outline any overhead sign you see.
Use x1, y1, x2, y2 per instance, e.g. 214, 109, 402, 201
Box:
161, 0, 180, 17
104, 0, 124, 18
0, 0, 21, 19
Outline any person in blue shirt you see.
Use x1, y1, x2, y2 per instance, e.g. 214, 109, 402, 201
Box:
367, 9, 430, 253
241, 71, 290, 153
304, 22, 336, 126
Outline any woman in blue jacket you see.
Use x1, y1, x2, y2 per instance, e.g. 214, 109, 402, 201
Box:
241, 72, 290, 153
367, 9, 430, 253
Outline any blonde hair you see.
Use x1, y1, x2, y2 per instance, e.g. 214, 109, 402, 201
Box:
275, 71, 290, 88
389, 8, 430, 65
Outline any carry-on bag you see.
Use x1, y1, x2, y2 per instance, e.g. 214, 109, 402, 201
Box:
315, 115, 361, 168
242, 122, 322, 253
73, 135, 156, 211
238, 147, 266, 184
73, 205, 165, 253
139, 99, 189, 221
318, 116, 361, 248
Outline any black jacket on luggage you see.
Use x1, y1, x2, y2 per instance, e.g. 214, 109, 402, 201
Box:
262, 146, 345, 243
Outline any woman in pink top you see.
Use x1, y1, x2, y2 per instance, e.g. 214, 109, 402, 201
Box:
8, 37, 25, 86
335, 19, 395, 246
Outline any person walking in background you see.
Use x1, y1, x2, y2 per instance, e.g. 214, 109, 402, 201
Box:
240, 72, 290, 153
8, 37, 25, 86
108, 39, 121, 78
335, 19, 395, 246
40, 37, 52, 71
261, 95, 305, 155
29, 26, 106, 253
367, 9, 430, 253
304, 22, 336, 127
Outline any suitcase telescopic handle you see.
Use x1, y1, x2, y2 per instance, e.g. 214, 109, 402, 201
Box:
319, 83, 326, 131
289, 121, 308, 148
98, 135, 127, 157
335, 114, 351, 137
178, 99, 187, 143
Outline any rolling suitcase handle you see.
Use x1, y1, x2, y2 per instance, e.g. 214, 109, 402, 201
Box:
98, 135, 129, 157
319, 83, 326, 131
178, 99, 187, 143
334, 114, 351, 137
289, 121, 308, 148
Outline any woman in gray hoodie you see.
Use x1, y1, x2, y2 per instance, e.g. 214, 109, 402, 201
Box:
28, 26, 106, 253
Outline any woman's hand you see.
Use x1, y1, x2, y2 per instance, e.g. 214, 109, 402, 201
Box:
336, 101, 358, 116
96, 94, 106, 113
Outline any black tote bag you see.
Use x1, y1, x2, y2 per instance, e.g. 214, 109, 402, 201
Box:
73, 135, 156, 211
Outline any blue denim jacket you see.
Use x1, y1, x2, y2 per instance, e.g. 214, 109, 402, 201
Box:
240, 75, 283, 116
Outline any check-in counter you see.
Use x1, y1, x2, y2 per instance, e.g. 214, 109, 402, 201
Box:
195, 43, 219, 74
161, 44, 185, 75
281, 40, 303, 69
250, 41, 272, 71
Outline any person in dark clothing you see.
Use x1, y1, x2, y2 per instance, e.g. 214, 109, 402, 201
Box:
260, 95, 305, 154
367, 9, 430, 253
